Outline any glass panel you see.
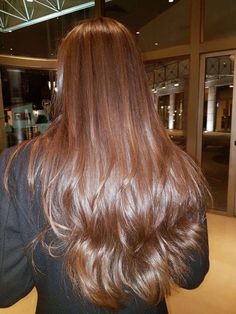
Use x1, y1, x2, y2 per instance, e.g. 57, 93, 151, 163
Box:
1, 66, 55, 147
204, 0, 236, 41
0, 77, 6, 153
0, 0, 92, 32
202, 55, 233, 211
145, 58, 189, 150
105, 0, 190, 52
0, 1, 93, 58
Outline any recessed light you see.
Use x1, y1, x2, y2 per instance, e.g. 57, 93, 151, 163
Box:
136, 31, 140, 35
10, 48, 13, 51
169, 0, 174, 2
155, 42, 159, 46
8, 30, 12, 32
230, 84, 234, 88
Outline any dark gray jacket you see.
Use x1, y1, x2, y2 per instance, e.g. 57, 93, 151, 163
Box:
0, 146, 209, 314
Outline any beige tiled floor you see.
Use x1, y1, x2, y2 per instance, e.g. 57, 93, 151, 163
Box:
1, 213, 236, 314
168, 213, 236, 314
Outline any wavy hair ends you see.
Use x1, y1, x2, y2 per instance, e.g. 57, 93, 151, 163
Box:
6, 17, 209, 310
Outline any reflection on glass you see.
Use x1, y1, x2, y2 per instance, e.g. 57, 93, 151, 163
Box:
0, 2, 93, 58
204, 0, 236, 41
105, 0, 190, 51
202, 55, 233, 211
145, 58, 189, 149
0, 0, 93, 32
1, 67, 55, 147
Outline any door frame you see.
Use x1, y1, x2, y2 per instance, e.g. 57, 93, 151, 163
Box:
197, 50, 236, 216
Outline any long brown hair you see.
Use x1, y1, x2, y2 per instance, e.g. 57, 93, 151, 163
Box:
5, 17, 208, 310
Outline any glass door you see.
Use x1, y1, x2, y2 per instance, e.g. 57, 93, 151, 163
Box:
199, 52, 236, 215
145, 58, 189, 151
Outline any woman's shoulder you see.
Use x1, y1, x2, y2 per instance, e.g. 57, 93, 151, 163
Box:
0, 141, 33, 181
0, 141, 37, 211
0, 141, 45, 238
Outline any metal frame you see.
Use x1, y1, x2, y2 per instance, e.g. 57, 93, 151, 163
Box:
186, 0, 202, 159
229, 56, 236, 216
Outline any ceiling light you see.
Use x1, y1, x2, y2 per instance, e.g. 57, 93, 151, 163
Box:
136, 31, 140, 35
169, 0, 174, 2
155, 42, 159, 46
27, 0, 34, 2
230, 84, 234, 88
174, 83, 179, 87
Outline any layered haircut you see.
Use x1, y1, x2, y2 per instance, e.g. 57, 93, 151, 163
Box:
5, 17, 208, 310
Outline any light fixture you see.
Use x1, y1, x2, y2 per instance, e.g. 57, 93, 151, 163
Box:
33, 110, 39, 117
230, 84, 234, 88
136, 31, 140, 35
169, 0, 174, 2
27, 0, 34, 2
155, 42, 159, 46
174, 83, 179, 87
